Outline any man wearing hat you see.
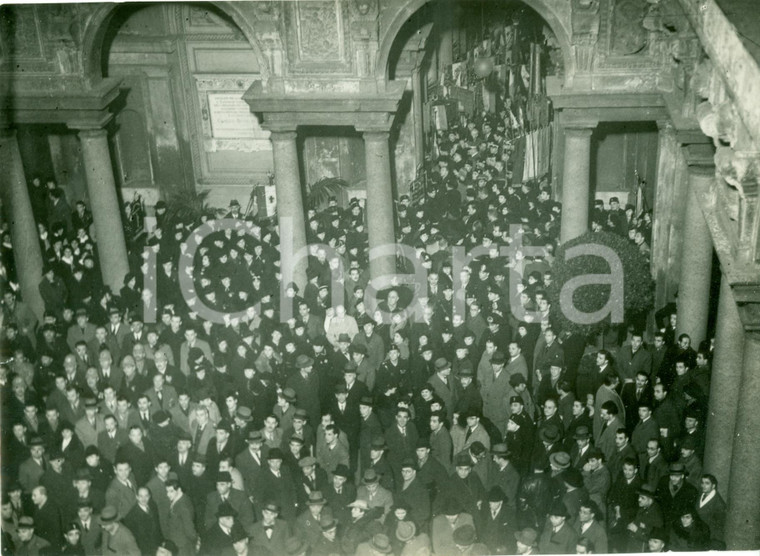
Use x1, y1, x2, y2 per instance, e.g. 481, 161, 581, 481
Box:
481, 350, 513, 435
67, 308, 97, 354
480, 486, 516, 554
179, 325, 213, 378
75, 398, 106, 449
254, 448, 298, 522
312, 514, 342, 556
352, 315, 386, 376
394, 459, 431, 529
490, 443, 520, 509
414, 437, 448, 501
427, 358, 456, 422
357, 397, 383, 473
73, 499, 101, 556
286, 355, 322, 428
295, 491, 328, 548
250, 502, 289, 556
295, 456, 329, 508
235, 430, 267, 502
626, 483, 664, 551
15, 515, 51, 555
199, 501, 244, 554
355, 532, 394, 556
582, 449, 611, 517
324, 464, 355, 527
538, 501, 578, 554
455, 522, 490, 555
655, 461, 699, 526
515, 527, 539, 555
99, 505, 141, 556
204, 471, 255, 536
357, 469, 394, 519
431, 499, 475, 556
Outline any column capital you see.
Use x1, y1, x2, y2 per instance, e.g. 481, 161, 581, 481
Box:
656, 119, 675, 133
76, 128, 109, 140
362, 130, 391, 142
268, 130, 298, 142
67, 112, 114, 133
682, 143, 716, 175
562, 125, 595, 137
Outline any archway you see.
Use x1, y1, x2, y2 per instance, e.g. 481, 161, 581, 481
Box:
377, 0, 574, 84
80, 1, 269, 85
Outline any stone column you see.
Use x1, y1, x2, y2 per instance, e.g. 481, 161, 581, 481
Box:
270, 130, 307, 292
651, 121, 678, 310
703, 275, 745, 497
411, 64, 425, 170
675, 167, 713, 346
560, 126, 594, 243
726, 333, 760, 549
77, 128, 130, 293
362, 131, 396, 279
0, 129, 45, 317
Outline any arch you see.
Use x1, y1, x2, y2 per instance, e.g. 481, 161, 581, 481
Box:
80, 1, 270, 85
376, 0, 575, 84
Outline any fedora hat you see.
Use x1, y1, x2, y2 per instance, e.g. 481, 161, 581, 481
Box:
216, 502, 237, 518
370, 436, 386, 450
320, 515, 338, 531
281, 388, 297, 402
490, 351, 507, 365
362, 469, 380, 484
337, 333, 352, 343
334, 464, 351, 478
306, 491, 326, 505
298, 456, 317, 468
236, 406, 252, 422
396, 521, 416, 543
370, 534, 393, 554
573, 426, 591, 440
638, 484, 657, 498
548, 501, 569, 518
434, 357, 451, 372
491, 443, 510, 457
295, 355, 314, 369
99, 506, 118, 524
668, 462, 688, 476
540, 424, 561, 444
549, 451, 571, 469
515, 528, 538, 546
452, 525, 476, 547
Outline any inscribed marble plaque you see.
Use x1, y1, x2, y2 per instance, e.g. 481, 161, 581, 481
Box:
207, 93, 259, 138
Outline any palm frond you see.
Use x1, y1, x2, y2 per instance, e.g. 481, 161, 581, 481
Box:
306, 177, 349, 210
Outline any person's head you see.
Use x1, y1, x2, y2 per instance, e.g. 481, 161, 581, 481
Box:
622, 458, 638, 480
638, 403, 652, 421
324, 424, 338, 445
678, 333, 691, 350
614, 428, 629, 449
17, 518, 35, 542
646, 439, 660, 458
196, 406, 209, 426
165, 480, 182, 502
136, 486, 151, 508
114, 460, 132, 481
653, 382, 667, 401
396, 407, 411, 427
700, 473, 717, 495
31, 486, 47, 506
128, 425, 143, 445
543, 397, 557, 418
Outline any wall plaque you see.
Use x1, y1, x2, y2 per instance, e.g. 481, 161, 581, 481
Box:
207, 92, 261, 138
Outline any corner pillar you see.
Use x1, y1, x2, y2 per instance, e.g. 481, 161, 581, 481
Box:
651, 121, 679, 310
675, 165, 714, 345
76, 128, 130, 293
0, 129, 45, 318
703, 275, 745, 498
269, 130, 307, 291
411, 63, 426, 170
726, 333, 760, 549
560, 126, 594, 243
362, 130, 396, 280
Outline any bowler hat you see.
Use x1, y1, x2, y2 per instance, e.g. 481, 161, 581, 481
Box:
216, 471, 232, 483
267, 448, 284, 460
487, 486, 506, 502
216, 502, 237, 518
18, 516, 35, 529
548, 501, 569, 518
509, 374, 526, 387
281, 387, 297, 402
293, 408, 308, 420
334, 464, 351, 478
337, 333, 351, 343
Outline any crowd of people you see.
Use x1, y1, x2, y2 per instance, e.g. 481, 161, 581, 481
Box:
0, 111, 721, 556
